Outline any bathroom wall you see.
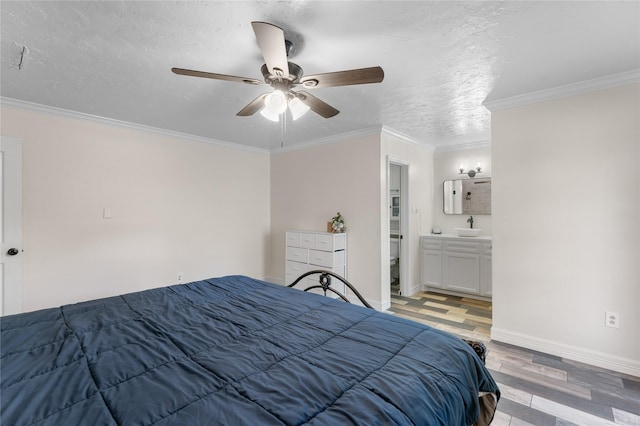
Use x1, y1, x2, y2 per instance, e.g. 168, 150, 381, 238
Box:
432, 145, 492, 234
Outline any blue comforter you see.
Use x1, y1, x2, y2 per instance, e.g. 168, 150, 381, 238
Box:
1, 275, 499, 425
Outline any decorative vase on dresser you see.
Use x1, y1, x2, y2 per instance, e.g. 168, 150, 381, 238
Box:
285, 230, 347, 295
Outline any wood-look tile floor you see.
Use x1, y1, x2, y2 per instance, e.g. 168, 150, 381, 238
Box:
388, 291, 640, 426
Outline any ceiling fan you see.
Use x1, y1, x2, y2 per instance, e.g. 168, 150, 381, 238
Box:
172, 21, 384, 121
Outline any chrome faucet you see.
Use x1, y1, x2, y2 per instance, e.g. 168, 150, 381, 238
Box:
467, 215, 474, 229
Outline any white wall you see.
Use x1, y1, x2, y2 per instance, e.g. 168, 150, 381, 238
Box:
269, 129, 434, 309
1, 106, 271, 312
432, 146, 492, 234
269, 132, 383, 305
491, 83, 640, 375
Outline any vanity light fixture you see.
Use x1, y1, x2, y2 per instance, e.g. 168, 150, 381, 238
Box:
459, 163, 483, 178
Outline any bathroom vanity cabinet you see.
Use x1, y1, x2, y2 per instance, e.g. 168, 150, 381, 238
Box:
420, 235, 492, 300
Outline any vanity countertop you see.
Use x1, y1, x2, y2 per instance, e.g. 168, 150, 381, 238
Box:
423, 233, 492, 241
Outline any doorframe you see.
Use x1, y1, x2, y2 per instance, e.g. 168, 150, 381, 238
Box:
387, 158, 410, 297
1, 137, 23, 315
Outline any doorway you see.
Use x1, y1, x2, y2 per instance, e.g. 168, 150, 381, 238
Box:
388, 160, 409, 296
1, 137, 23, 315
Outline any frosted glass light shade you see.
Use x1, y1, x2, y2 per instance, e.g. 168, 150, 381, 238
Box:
260, 108, 280, 122
264, 90, 287, 114
289, 97, 310, 120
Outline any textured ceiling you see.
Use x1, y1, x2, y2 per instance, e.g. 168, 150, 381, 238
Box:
1, 1, 639, 151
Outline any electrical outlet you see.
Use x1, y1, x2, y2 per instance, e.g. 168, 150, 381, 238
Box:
177, 273, 183, 283
605, 311, 619, 328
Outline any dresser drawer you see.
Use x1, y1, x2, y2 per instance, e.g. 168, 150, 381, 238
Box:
299, 232, 317, 249
308, 249, 346, 268
286, 246, 308, 263
286, 260, 308, 275
285, 261, 309, 285
286, 231, 300, 247
316, 233, 347, 252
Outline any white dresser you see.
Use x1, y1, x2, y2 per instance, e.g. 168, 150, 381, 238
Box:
285, 230, 347, 294
420, 234, 492, 300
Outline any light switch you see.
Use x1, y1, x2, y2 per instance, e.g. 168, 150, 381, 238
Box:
103, 207, 112, 219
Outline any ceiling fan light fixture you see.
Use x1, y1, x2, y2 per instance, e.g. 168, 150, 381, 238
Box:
173, 21, 384, 121
259, 107, 281, 122
263, 90, 288, 115
289, 96, 310, 120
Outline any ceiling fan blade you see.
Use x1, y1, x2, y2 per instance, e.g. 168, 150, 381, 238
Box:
236, 93, 269, 116
251, 21, 290, 78
172, 68, 264, 85
299, 66, 384, 88
297, 91, 339, 118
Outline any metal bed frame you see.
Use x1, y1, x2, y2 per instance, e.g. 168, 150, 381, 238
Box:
287, 270, 374, 309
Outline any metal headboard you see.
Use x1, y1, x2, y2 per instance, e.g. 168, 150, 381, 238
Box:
287, 270, 374, 309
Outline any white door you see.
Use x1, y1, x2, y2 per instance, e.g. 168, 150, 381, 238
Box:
1, 137, 23, 315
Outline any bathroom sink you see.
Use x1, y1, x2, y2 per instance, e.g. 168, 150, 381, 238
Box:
454, 228, 482, 237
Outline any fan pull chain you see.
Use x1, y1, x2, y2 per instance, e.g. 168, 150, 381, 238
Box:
280, 110, 287, 148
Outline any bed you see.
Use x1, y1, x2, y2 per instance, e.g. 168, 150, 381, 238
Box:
1, 273, 499, 425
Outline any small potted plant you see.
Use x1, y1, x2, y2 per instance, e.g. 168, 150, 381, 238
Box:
330, 212, 346, 233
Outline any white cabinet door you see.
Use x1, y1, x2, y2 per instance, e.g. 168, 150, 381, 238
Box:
421, 250, 443, 288
443, 251, 481, 294
420, 237, 443, 288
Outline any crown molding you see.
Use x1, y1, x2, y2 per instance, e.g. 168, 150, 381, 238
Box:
435, 139, 491, 152
3, 96, 488, 154
380, 125, 436, 151
0, 97, 271, 155
484, 69, 640, 111
271, 126, 385, 155
271, 125, 437, 155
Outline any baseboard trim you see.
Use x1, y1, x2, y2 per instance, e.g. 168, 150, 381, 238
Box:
421, 285, 492, 302
491, 327, 640, 377
374, 300, 391, 312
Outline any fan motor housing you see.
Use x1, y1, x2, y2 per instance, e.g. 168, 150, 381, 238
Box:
261, 62, 304, 85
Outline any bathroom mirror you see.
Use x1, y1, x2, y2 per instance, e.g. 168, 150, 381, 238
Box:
443, 178, 491, 215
